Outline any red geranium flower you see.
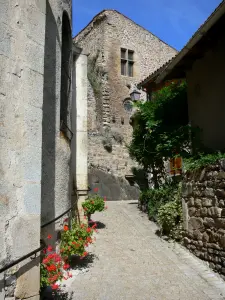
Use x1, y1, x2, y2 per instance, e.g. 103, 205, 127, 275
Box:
63, 263, 70, 270
83, 251, 88, 257
47, 234, 52, 239
47, 264, 57, 272
47, 245, 53, 252
51, 284, 59, 290
64, 225, 69, 231
42, 258, 49, 264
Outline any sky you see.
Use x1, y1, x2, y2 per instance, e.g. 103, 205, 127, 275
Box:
72, 0, 222, 50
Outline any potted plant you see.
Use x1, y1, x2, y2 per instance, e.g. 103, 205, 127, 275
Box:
60, 219, 96, 261
82, 193, 106, 223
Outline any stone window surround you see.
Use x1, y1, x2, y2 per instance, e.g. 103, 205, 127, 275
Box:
120, 48, 134, 77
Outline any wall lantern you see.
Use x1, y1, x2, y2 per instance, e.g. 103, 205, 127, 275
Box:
130, 89, 141, 101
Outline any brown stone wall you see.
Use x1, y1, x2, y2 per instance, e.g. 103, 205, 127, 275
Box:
75, 10, 177, 199
182, 160, 225, 279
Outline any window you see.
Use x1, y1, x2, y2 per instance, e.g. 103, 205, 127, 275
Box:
120, 48, 134, 77
60, 12, 72, 140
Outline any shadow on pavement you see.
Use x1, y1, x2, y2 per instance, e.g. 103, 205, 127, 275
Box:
41, 288, 74, 300
69, 253, 98, 271
128, 201, 138, 205
88, 220, 106, 229
55, 291, 74, 300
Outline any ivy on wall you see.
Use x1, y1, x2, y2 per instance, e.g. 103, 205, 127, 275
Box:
87, 50, 106, 129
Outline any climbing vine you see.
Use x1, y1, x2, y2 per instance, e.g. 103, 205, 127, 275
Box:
87, 51, 106, 128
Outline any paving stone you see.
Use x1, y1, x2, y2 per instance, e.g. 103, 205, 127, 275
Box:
64, 201, 225, 300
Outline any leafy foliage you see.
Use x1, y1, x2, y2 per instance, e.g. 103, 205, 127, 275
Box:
140, 182, 177, 221
157, 184, 183, 240
129, 81, 192, 187
60, 220, 95, 259
184, 152, 225, 171
82, 194, 106, 215
40, 251, 64, 289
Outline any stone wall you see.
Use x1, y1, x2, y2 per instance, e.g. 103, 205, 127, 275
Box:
75, 10, 177, 199
41, 0, 72, 235
0, 1, 72, 299
182, 160, 225, 279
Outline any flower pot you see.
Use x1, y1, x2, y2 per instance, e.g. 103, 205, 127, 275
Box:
40, 286, 54, 300
87, 214, 91, 223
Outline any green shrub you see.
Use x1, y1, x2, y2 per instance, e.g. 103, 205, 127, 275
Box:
140, 183, 176, 221
157, 185, 183, 240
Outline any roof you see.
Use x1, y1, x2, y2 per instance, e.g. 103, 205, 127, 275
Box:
74, 9, 177, 52
138, 0, 225, 89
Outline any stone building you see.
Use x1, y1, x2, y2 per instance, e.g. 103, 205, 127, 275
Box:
0, 1, 88, 299
74, 10, 177, 200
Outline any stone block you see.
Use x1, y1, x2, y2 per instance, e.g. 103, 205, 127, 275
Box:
182, 183, 193, 197
202, 198, 212, 207
220, 235, 225, 248
15, 258, 40, 299
202, 232, 209, 242
204, 188, 214, 197
183, 237, 190, 245
193, 230, 202, 240
199, 168, 206, 181
209, 263, 215, 269
219, 200, 225, 207
188, 207, 196, 217
187, 197, 195, 207
215, 189, 225, 199
194, 198, 202, 208
200, 207, 208, 217
188, 217, 204, 232
208, 207, 222, 218
215, 218, 225, 229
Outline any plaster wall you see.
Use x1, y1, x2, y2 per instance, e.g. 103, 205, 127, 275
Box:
187, 36, 225, 150
0, 1, 46, 298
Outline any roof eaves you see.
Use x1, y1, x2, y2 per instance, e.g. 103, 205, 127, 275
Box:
138, 0, 225, 88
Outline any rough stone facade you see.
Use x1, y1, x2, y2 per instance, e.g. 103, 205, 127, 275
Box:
182, 160, 225, 279
0, 1, 83, 299
75, 10, 177, 199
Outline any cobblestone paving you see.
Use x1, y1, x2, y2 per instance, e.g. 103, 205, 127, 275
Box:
67, 201, 225, 300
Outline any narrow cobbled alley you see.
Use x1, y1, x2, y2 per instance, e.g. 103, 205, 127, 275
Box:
65, 201, 225, 300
